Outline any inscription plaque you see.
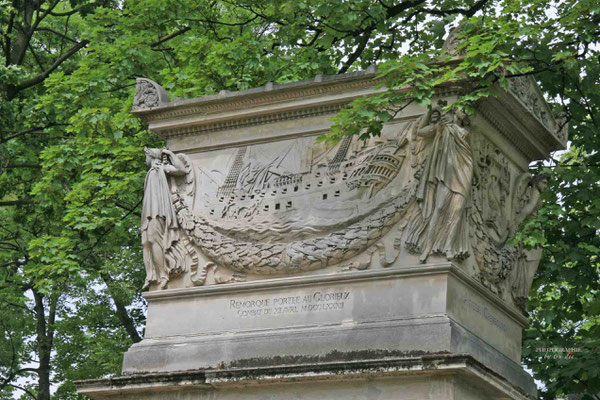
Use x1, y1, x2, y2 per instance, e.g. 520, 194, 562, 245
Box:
229, 290, 351, 317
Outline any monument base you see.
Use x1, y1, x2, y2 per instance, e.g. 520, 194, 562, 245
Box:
76, 263, 536, 399
76, 354, 533, 399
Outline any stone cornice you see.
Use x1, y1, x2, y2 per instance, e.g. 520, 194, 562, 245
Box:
133, 70, 566, 160
134, 71, 468, 141
158, 102, 345, 139
147, 85, 466, 141
476, 101, 542, 161
133, 69, 383, 124
475, 82, 566, 161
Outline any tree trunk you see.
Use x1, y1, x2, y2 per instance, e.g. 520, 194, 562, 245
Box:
32, 289, 51, 400
101, 273, 142, 343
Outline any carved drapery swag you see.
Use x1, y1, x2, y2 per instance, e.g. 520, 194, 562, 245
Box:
140, 101, 547, 311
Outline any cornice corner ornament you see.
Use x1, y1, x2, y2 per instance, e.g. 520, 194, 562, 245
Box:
506, 76, 567, 144
132, 78, 170, 112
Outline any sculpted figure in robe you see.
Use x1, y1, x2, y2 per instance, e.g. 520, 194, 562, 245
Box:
406, 105, 473, 263
510, 173, 549, 308
141, 148, 190, 289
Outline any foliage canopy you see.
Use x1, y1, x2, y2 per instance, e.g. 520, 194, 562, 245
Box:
0, 0, 598, 398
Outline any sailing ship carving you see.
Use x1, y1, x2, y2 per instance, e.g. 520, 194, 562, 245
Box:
206, 134, 407, 225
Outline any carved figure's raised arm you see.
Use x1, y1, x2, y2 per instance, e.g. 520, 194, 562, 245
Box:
418, 108, 432, 129
162, 149, 187, 176
416, 108, 443, 139
144, 147, 162, 166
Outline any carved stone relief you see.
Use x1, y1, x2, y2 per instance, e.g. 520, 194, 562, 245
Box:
132, 78, 170, 111
145, 118, 417, 285
138, 97, 550, 312
141, 148, 199, 289
507, 76, 566, 143
404, 102, 473, 263
468, 132, 548, 303
469, 135, 512, 288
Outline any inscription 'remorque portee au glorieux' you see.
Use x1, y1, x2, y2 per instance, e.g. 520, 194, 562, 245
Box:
229, 290, 351, 317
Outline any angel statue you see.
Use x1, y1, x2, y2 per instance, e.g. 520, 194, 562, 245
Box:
405, 104, 473, 263
141, 147, 194, 289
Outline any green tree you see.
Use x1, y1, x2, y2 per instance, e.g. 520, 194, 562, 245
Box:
1, 0, 598, 399
0, 1, 145, 399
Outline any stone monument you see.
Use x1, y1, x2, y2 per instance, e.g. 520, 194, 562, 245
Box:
76, 68, 567, 399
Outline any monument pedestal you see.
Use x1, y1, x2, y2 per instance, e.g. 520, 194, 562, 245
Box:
77, 264, 536, 399
76, 69, 567, 399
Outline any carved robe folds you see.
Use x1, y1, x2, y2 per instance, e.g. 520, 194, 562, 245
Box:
141, 148, 195, 289
406, 107, 473, 262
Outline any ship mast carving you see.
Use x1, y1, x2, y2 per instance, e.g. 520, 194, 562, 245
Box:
218, 146, 247, 197
328, 135, 353, 172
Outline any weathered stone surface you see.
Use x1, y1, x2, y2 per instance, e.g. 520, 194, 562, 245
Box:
119, 263, 534, 396
76, 69, 566, 399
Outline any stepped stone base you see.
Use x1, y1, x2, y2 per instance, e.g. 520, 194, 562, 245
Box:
76, 264, 536, 399
76, 355, 533, 399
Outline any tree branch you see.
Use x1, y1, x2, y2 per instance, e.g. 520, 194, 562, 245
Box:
15, 368, 39, 374
0, 127, 47, 144
2, 163, 41, 169
39, 6, 84, 17
150, 26, 190, 47
3, 5, 16, 65
5, 383, 36, 399
13, 0, 60, 66
0, 200, 36, 207
27, 42, 46, 72
184, 15, 259, 27
100, 272, 142, 343
80, 196, 143, 260
0, 261, 20, 268
7, 39, 89, 98
339, 27, 374, 74
32, 289, 51, 400
35, 27, 77, 43
420, 0, 491, 17
335, 0, 427, 73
